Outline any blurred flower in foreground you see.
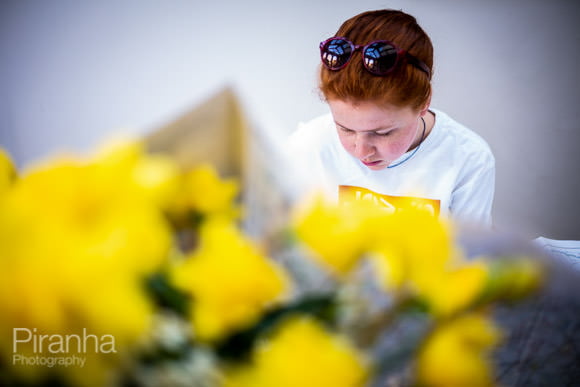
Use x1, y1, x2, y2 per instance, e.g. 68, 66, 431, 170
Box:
295, 196, 489, 317
0, 139, 547, 387
422, 260, 488, 317
223, 316, 369, 387
0, 140, 173, 386
417, 313, 501, 387
169, 163, 240, 223
481, 256, 543, 302
292, 197, 380, 277
0, 148, 17, 195
92, 138, 182, 211
365, 207, 454, 293
171, 218, 290, 342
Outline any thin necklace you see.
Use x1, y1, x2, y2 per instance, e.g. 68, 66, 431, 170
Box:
387, 117, 427, 169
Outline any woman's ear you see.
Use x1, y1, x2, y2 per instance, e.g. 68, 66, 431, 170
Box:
419, 94, 432, 117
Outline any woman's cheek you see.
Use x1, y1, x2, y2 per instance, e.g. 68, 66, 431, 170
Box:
383, 140, 407, 159
338, 134, 354, 153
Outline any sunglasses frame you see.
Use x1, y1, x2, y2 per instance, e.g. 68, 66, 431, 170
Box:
319, 36, 431, 79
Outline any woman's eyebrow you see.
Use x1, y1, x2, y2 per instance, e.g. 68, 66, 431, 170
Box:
335, 121, 394, 132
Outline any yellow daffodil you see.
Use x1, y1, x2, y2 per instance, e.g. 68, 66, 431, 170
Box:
365, 208, 451, 287
224, 316, 369, 387
482, 256, 543, 302
292, 196, 381, 277
131, 154, 181, 209
0, 148, 17, 196
296, 195, 490, 318
417, 313, 501, 387
92, 138, 181, 210
0, 141, 175, 386
4, 159, 172, 274
171, 218, 290, 342
363, 205, 490, 317
368, 245, 406, 290
294, 193, 456, 284
170, 164, 239, 221
419, 260, 489, 317
378, 209, 453, 286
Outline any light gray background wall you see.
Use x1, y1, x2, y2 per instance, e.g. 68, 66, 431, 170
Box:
1, 0, 579, 239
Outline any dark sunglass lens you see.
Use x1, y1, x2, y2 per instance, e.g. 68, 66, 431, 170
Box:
363, 42, 398, 75
321, 39, 353, 69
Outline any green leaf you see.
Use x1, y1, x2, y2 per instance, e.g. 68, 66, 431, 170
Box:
145, 271, 191, 317
215, 294, 337, 362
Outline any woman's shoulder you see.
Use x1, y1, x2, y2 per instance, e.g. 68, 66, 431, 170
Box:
430, 108, 495, 165
294, 113, 335, 137
289, 112, 337, 151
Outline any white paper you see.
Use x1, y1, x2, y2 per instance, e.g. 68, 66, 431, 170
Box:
534, 237, 580, 270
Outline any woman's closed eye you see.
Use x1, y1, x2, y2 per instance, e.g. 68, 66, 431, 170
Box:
337, 125, 395, 137
337, 126, 355, 134
374, 130, 395, 137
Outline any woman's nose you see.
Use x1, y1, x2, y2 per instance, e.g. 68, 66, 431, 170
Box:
353, 134, 375, 159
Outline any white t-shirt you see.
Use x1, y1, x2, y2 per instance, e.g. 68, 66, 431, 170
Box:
287, 108, 495, 226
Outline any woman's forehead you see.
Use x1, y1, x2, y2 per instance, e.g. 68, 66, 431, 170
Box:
328, 99, 415, 130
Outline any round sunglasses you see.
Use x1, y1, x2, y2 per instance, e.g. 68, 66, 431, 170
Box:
319, 37, 431, 78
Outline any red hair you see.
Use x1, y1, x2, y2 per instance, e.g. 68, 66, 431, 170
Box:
319, 9, 433, 111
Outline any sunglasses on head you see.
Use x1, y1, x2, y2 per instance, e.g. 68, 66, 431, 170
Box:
319, 37, 431, 78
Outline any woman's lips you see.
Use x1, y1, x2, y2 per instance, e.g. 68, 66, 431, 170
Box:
362, 160, 383, 166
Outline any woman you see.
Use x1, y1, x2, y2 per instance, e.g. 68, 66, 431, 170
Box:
289, 9, 495, 226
